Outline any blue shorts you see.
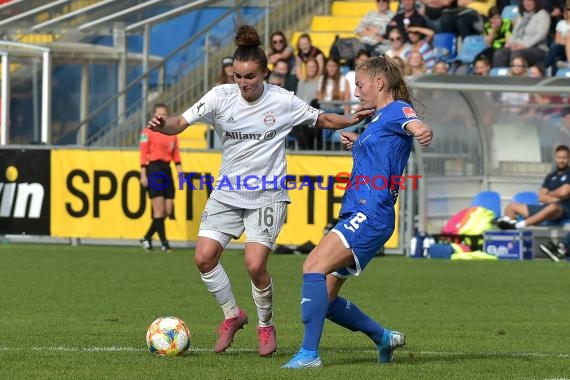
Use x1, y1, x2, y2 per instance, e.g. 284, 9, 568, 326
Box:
331, 211, 394, 279
528, 202, 570, 220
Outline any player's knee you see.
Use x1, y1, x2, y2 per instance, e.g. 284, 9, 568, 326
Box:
302, 254, 322, 273
194, 250, 217, 273
244, 260, 266, 280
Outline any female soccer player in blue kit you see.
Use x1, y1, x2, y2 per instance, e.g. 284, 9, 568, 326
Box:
284, 55, 433, 368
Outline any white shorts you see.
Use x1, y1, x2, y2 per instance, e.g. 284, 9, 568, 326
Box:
198, 198, 287, 248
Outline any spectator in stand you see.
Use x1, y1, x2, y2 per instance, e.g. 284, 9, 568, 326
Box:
497, 144, 570, 230
268, 72, 286, 87
529, 63, 546, 77
318, 57, 351, 149
418, 0, 484, 37
317, 57, 351, 117
492, 0, 551, 68
545, 0, 566, 45
355, 0, 394, 55
385, 28, 412, 60
387, 0, 429, 43
483, 6, 513, 65
295, 58, 321, 104
216, 57, 235, 85
272, 58, 298, 92
472, 56, 492, 75
525, 64, 560, 118
544, 1, 570, 75
404, 50, 428, 78
266, 31, 296, 75
392, 55, 407, 71
432, 60, 449, 74
294, 57, 322, 150
295, 33, 326, 81
406, 23, 436, 69
500, 56, 530, 114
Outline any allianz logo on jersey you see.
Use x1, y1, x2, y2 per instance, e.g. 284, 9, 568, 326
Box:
0, 165, 44, 218
224, 130, 277, 141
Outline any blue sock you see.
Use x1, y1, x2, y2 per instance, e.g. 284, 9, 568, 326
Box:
327, 296, 385, 343
300, 273, 328, 352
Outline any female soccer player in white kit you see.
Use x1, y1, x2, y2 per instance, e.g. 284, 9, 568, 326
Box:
146, 24, 373, 356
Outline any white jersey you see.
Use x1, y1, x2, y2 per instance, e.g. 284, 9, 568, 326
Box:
182, 83, 321, 208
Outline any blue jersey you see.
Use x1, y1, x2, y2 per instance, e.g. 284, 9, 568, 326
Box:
338, 100, 418, 228
542, 167, 570, 210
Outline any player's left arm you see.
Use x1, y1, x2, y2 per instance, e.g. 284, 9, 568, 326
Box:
405, 120, 433, 147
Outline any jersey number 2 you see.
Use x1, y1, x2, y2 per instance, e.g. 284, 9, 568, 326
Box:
344, 212, 367, 232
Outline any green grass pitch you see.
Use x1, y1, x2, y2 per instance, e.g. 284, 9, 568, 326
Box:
1, 243, 569, 379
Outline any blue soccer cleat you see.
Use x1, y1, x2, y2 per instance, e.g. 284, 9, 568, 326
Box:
377, 330, 405, 363
282, 348, 322, 368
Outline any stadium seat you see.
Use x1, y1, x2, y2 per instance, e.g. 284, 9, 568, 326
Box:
555, 67, 570, 77
432, 33, 457, 61
501, 5, 519, 20
331, 1, 376, 16
512, 191, 539, 205
310, 16, 362, 33
471, 190, 502, 218
490, 67, 510, 76
453, 35, 487, 64
466, 0, 495, 16
331, 0, 399, 15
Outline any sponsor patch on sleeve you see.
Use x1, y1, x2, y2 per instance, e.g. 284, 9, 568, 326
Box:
140, 132, 148, 142
402, 107, 416, 119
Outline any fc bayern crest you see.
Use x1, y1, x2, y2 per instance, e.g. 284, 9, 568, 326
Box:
263, 112, 277, 127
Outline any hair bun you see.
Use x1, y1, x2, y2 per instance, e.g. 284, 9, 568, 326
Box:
235, 25, 262, 47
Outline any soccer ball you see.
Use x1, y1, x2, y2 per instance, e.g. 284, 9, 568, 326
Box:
146, 316, 190, 356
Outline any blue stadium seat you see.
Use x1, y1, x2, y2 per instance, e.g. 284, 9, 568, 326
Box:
453, 35, 487, 64
501, 5, 519, 20
432, 32, 457, 62
555, 67, 570, 77
471, 190, 502, 218
490, 67, 510, 76
512, 191, 539, 205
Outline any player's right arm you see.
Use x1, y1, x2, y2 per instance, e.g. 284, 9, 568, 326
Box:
148, 89, 216, 135
147, 115, 189, 135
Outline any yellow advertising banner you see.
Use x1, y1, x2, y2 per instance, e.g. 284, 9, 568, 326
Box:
51, 150, 399, 247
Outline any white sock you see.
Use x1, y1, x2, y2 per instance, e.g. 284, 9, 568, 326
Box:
515, 220, 526, 229
201, 263, 238, 319
251, 281, 273, 327
501, 216, 512, 222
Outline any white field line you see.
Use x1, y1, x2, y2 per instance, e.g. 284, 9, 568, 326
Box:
0, 346, 568, 358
